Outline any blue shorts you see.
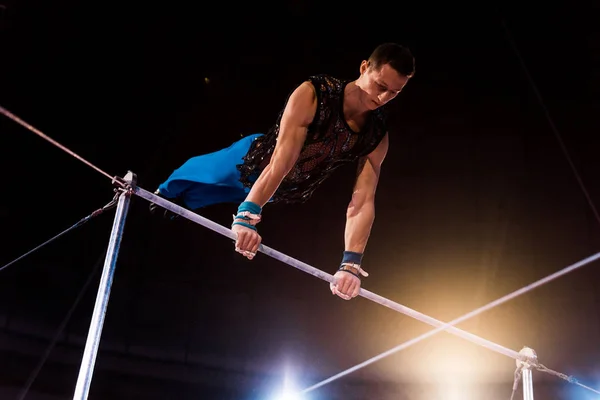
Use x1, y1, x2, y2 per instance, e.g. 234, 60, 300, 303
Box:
157, 133, 263, 210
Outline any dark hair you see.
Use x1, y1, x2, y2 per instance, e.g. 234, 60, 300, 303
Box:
368, 43, 415, 78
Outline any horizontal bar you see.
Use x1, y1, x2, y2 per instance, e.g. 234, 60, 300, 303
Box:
133, 186, 527, 361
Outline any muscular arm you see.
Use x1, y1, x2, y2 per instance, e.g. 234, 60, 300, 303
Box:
244, 81, 317, 207
344, 133, 389, 254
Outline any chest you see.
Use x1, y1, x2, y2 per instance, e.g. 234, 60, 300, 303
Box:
344, 114, 367, 134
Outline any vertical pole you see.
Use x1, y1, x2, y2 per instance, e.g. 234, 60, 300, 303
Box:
522, 365, 534, 400
518, 347, 537, 400
72, 172, 136, 400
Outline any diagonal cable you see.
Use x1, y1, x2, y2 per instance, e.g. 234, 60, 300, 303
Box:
0, 194, 118, 273
0, 106, 123, 186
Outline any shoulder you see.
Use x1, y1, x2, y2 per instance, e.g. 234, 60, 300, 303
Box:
307, 74, 344, 95
305, 74, 344, 121
282, 81, 319, 127
282, 75, 343, 128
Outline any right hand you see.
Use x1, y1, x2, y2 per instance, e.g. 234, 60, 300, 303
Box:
330, 270, 362, 300
232, 223, 261, 260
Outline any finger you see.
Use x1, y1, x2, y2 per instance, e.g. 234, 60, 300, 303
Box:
233, 229, 244, 251
243, 235, 258, 259
245, 233, 258, 253
334, 273, 345, 291
343, 279, 354, 297
339, 274, 352, 294
341, 276, 360, 298
251, 234, 261, 254
236, 246, 250, 257
238, 232, 250, 252
235, 240, 243, 254
235, 242, 245, 255
243, 233, 256, 254
232, 229, 240, 249
333, 286, 351, 300
351, 280, 361, 298
330, 282, 336, 295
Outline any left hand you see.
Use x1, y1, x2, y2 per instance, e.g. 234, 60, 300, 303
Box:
330, 270, 361, 300
231, 222, 261, 260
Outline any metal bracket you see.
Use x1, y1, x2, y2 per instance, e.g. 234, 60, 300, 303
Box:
112, 171, 137, 196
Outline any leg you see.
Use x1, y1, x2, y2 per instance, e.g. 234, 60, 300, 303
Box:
150, 133, 263, 216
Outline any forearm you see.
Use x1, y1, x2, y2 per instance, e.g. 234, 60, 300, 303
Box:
344, 197, 375, 253
239, 82, 315, 210
244, 162, 289, 208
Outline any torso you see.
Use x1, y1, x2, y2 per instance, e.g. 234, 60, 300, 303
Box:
237, 74, 388, 204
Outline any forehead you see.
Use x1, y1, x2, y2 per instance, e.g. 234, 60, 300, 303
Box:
372, 63, 409, 91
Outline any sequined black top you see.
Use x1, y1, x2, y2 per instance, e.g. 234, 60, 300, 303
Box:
236, 74, 388, 204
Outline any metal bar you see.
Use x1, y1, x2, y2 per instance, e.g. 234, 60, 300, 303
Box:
72, 172, 136, 400
134, 186, 600, 396
133, 186, 524, 360
522, 367, 534, 400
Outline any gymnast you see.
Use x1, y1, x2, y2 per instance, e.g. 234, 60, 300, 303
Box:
150, 43, 415, 301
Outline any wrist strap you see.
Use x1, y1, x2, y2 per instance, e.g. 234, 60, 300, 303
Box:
339, 250, 369, 279
232, 221, 257, 231
338, 263, 369, 279
232, 201, 262, 230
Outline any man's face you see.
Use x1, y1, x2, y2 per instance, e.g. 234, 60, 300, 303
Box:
358, 61, 409, 110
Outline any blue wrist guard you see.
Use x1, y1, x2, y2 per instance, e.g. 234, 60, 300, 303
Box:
338, 251, 367, 279
342, 251, 363, 265
232, 201, 262, 231
237, 201, 261, 215
339, 251, 368, 279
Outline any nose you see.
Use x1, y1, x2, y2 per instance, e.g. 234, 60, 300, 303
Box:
379, 92, 397, 104
377, 94, 388, 105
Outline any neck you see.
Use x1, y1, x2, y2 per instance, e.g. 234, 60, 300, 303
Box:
343, 81, 370, 118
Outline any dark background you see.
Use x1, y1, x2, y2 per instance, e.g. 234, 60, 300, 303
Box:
1, 1, 599, 399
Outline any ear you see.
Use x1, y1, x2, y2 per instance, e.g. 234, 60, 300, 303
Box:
360, 60, 369, 74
